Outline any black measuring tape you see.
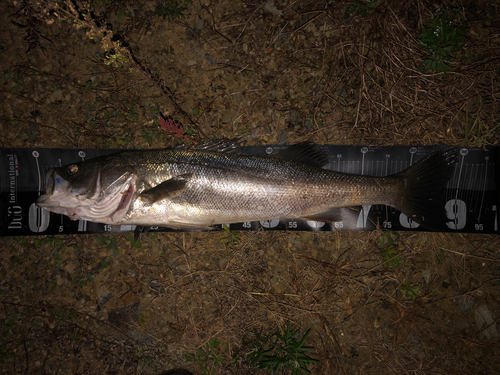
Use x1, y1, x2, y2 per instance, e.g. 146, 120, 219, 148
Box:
1, 145, 498, 235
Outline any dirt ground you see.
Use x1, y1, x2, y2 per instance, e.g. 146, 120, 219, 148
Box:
1, 0, 500, 374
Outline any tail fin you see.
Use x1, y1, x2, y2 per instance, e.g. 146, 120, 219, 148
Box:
394, 148, 458, 231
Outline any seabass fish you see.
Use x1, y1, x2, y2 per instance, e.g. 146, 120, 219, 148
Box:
36, 142, 458, 231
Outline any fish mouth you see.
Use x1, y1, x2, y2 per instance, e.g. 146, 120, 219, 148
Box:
36, 170, 136, 224
36, 169, 70, 212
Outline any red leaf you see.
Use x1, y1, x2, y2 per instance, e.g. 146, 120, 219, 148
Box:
159, 117, 186, 140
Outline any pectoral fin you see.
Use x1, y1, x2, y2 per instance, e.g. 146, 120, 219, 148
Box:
133, 225, 149, 241
139, 173, 192, 204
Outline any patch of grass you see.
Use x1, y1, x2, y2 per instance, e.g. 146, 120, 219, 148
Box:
34, 236, 78, 267
185, 337, 226, 375
134, 344, 173, 374
9, 255, 21, 264
149, 105, 160, 115
378, 231, 401, 268
155, 0, 191, 19
419, 9, 467, 73
99, 257, 112, 270
126, 232, 142, 248
117, 9, 127, 21
13, 236, 27, 246
0, 344, 13, 361
95, 49, 133, 71
184, 126, 199, 140
8, 75, 25, 94
401, 284, 420, 300
98, 133, 133, 148
345, 0, 377, 17
68, 309, 77, 321
237, 322, 318, 374
1, 314, 20, 335
81, 94, 139, 148
115, 134, 132, 146
220, 225, 241, 246
435, 248, 449, 265
258, 322, 317, 374
462, 117, 500, 147
97, 234, 120, 254
84, 80, 93, 91
142, 128, 164, 145
306, 119, 324, 128
237, 124, 252, 135
192, 106, 203, 116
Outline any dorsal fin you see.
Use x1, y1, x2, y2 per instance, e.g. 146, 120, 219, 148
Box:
270, 142, 328, 168
173, 139, 242, 154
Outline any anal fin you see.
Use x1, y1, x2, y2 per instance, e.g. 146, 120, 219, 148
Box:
166, 221, 214, 231
301, 208, 343, 222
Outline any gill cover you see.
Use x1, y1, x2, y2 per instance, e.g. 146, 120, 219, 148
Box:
36, 159, 137, 223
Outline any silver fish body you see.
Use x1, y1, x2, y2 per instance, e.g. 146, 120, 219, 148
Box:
36, 143, 458, 230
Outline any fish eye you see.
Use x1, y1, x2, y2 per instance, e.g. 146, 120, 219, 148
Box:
68, 164, 78, 175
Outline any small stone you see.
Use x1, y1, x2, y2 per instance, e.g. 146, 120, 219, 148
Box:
205, 53, 217, 66
422, 269, 431, 284
41, 63, 52, 72
27, 122, 40, 141
194, 19, 204, 33
475, 305, 499, 340
49, 89, 63, 103
187, 60, 198, 66
55, 274, 64, 286
264, 1, 281, 16
288, 238, 301, 247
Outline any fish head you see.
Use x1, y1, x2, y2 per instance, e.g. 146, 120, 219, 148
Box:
36, 160, 136, 223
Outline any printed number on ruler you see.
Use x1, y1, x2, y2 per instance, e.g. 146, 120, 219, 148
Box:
445, 199, 467, 230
